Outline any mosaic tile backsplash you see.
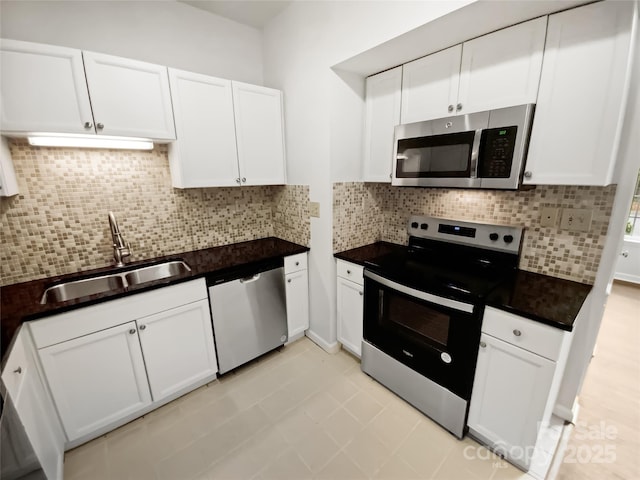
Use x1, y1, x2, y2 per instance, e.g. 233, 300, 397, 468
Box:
333, 182, 616, 284
0, 141, 309, 286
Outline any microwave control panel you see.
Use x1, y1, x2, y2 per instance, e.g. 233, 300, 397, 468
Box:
478, 126, 518, 178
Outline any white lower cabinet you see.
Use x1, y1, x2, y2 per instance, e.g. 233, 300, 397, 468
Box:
468, 307, 573, 472
1, 328, 65, 480
284, 253, 309, 341
137, 300, 217, 401
29, 278, 217, 447
336, 260, 364, 357
38, 321, 152, 442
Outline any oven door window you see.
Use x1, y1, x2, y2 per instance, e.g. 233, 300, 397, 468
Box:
396, 130, 475, 178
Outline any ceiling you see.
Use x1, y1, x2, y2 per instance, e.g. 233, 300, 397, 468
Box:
178, 0, 293, 28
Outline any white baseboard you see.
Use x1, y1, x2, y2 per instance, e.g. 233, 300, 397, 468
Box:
305, 329, 340, 354
285, 330, 306, 344
553, 401, 580, 424
613, 272, 640, 284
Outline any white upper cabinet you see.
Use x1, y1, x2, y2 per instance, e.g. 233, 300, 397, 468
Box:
83, 51, 176, 140
401, 45, 461, 124
168, 68, 239, 187
0, 39, 94, 134
458, 16, 546, 114
364, 66, 402, 182
232, 81, 286, 186
398, 17, 546, 124
524, 1, 635, 186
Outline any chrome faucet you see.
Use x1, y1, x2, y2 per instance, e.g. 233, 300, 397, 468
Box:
108, 211, 132, 267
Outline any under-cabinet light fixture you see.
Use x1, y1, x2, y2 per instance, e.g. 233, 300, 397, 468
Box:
27, 134, 154, 150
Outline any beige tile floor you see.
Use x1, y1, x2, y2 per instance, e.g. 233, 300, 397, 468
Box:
64, 337, 530, 480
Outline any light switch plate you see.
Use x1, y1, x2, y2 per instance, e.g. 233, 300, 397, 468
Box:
540, 207, 560, 228
309, 202, 320, 218
560, 208, 593, 232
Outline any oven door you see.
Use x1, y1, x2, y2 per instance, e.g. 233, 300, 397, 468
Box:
363, 270, 482, 400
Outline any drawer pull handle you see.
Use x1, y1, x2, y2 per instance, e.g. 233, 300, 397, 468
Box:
13, 367, 22, 374
480, 342, 486, 348
139, 325, 146, 331
295, 261, 300, 266
513, 329, 522, 337
347, 270, 351, 274
287, 279, 292, 283
129, 329, 136, 335
359, 291, 363, 296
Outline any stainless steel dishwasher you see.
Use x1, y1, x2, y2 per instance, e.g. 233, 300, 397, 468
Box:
208, 260, 288, 374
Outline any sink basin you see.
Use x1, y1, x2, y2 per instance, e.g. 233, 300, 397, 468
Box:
41, 260, 191, 304
41, 274, 126, 304
124, 261, 191, 286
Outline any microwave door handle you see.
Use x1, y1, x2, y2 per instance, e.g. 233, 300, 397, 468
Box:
470, 129, 482, 178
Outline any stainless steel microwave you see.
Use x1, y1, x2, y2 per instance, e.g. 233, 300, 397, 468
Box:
392, 104, 535, 189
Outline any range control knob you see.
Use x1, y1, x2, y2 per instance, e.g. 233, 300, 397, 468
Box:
503, 235, 514, 244
489, 233, 499, 241
411, 222, 419, 228
420, 223, 428, 230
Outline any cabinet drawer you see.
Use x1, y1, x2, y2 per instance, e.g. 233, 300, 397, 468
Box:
336, 260, 364, 285
30, 278, 207, 349
284, 253, 307, 274
482, 307, 565, 361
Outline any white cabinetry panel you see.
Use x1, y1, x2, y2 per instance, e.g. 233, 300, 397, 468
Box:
401, 45, 461, 124
83, 51, 176, 140
39, 321, 151, 441
168, 68, 239, 187
285, 269, 310, 340
0, 39, 94, 134
525, 1, 635, 185
458, 17, 546, 114
364, 66, 402, 182
232, 81, 286, 186
137, 300, 217, 401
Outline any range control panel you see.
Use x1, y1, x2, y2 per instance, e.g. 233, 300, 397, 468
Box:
407, 215, 524, 254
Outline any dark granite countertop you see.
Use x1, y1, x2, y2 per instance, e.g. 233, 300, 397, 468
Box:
334, 241, 591, 332
1, 237, 309, 358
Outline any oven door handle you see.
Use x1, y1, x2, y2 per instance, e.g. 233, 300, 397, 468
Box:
364, 270, 474, 314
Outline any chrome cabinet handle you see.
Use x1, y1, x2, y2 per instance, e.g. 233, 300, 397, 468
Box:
359, 291, 363, 296
13, 367, 22, 374
480, 341, 486, 348
621, 251, 629, 258
524, 171, 532, 179
448, 105, 454, 113
139, 325, 146, 331
96, 123, 104, 130
295, 261, 300, 266
287, 278, 292, 283
242, 177, 247, 183
456, 103, 462, 111
513, 329, 522, 337
129, 329, 136, 335
235, 178, 241, 184
347, 270, 351, 274
84, 121, 93, 129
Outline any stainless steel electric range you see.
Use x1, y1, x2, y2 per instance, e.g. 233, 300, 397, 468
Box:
361, 215, 523, 438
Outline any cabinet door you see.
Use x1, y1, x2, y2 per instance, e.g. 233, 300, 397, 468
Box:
285, 270, 309, 340
468, 333, 555, 470
458, 16, 546, 115
232, 82, 286, 185
525, 1, 635, 186
0, 39, 94, 134
136, 300, 218, 401
364, 66, 403, 182
83, 51, 176, 139
168, 68, 239, 187
337, 277, 364, 357
400, 46, 461, 124
38, 321, 151, 441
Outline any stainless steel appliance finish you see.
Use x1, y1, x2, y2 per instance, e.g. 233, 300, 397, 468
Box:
362, 215, 524, 439
392, 104, 535, 189
108, 211, 132, 267
361, 341, 467, 438
209, 265, 288, 374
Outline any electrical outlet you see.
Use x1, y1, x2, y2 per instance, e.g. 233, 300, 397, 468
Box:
309, 202, 320, 218
540, 207, 560, 228
560, 208, 593, 232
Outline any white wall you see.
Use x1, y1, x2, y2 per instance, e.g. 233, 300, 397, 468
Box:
0, 0, 264, 84
262, 0, 474, 349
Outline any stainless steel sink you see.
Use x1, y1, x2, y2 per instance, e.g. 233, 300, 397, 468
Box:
41, 260, 191, 304
124, 261, 191, 286
41, 275, 126, 304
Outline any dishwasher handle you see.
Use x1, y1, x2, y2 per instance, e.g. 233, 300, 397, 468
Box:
239, 274, 261, 284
